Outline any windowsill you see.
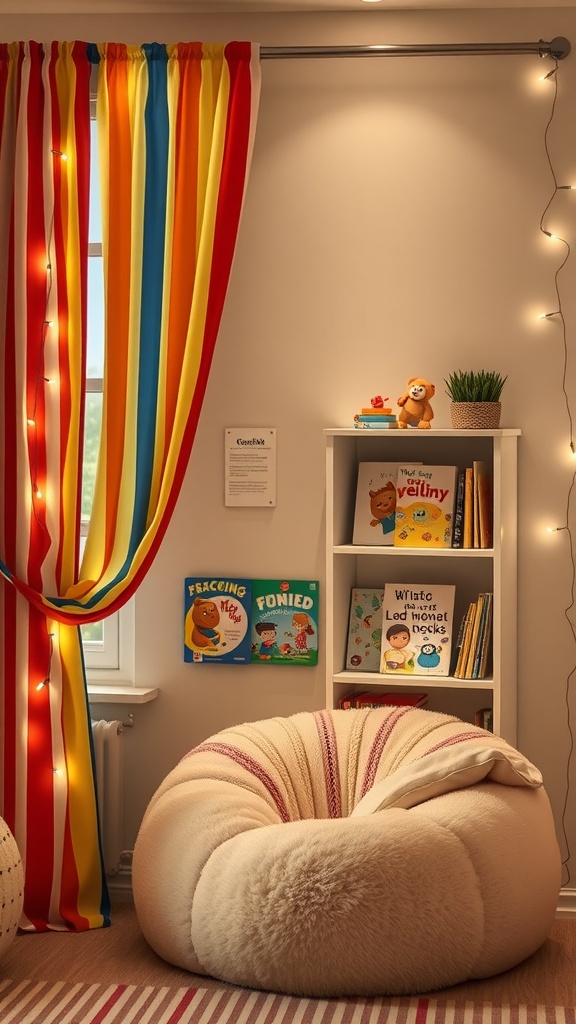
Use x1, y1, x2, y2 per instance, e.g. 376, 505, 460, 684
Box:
87, 684, 159, 704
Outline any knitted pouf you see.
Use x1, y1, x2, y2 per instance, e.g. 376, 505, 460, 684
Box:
0, 818, 23, 956
133, 708, 562, 998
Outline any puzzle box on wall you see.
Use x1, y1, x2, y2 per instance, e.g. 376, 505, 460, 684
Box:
250, 579, 319, 666
184, 577, 252, 663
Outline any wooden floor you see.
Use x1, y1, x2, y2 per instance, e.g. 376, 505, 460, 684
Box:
0, 904, 575, 1004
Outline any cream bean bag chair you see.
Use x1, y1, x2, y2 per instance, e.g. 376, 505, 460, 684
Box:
132, 708, 561, 997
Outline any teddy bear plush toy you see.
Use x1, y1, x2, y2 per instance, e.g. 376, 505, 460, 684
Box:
397, 377, 435, 429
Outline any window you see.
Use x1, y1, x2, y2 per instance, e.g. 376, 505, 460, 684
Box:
82, 111, 133, 679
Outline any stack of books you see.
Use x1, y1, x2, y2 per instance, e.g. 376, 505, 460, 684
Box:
353, 396, 398, 429
452, 461, 493, 549
451, 593, 493, 679
339, 691, 428, 710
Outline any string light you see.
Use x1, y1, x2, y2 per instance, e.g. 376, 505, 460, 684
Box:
28, 149, 61, 523
35, 630, 54, 691
539, 54, 576, 887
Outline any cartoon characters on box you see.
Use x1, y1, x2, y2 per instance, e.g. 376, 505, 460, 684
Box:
397, 378, 435, 429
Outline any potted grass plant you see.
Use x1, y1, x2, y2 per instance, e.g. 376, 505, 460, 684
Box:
444, 369, 507, 429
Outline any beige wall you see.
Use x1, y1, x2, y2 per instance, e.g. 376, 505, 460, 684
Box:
4, 7, 576, 887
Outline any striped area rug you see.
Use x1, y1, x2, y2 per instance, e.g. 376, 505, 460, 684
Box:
0, 981, 574, 1024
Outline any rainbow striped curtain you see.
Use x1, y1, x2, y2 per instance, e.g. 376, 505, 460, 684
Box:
0, 40, 260, 930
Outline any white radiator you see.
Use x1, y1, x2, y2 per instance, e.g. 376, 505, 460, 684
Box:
91, 719, 124, 877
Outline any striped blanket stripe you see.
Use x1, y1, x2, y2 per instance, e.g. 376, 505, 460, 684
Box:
0, 982, 574, 1024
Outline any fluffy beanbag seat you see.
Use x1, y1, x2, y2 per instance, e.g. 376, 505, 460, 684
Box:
132, 707, 562, 997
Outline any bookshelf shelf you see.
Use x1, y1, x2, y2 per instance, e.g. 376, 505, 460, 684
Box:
325, 427, 519, 743
334, 545, 494, 557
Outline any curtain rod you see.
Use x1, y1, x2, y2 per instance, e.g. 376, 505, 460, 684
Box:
260, 37, 571, 60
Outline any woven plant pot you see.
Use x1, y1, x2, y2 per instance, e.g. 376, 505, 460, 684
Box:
450, 401, 501, 429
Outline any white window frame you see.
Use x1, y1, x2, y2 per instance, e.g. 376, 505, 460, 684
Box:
83, 99, 135, 684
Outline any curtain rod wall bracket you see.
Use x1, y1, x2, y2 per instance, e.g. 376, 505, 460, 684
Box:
545, 37, 571, 61
260, 37, 571, 61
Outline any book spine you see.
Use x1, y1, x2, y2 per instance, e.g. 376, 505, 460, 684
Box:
477, 593, 494, 678
463, 468, 474, 549
355, 415, 397, 422
477, 472, 493, 548
449, 608, 467, 675
452, 470, 465, 549
475, 706, 493, 731
472, 593, 490, 678
464, 593, 485, 679
454, 601, 476, 678
354, 422, 399, 429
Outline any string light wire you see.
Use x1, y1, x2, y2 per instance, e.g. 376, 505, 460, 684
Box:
540, 55, 576, 887
29, 154, 59, 532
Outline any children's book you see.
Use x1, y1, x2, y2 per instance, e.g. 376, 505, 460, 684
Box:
393, 465, 458, 548
184, 577, 251, 663
474, 462, 493, 549
379, 583, 455, 676
453, 600, 477, 678
452, 470, 465, 549
345, 588, 385, 671
352, 462, 421, 546
250, 579, 319, 666
463, 467, 474, 549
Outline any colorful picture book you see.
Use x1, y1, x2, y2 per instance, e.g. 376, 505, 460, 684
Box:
352, 462, 421, 546
393, 465, 458, 548
345, 588, 384, 671
379, 583, 455, 676
250, 579, 319, 666
184, 577, 252, 663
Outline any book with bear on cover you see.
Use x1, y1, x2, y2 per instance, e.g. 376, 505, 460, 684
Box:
345, 588, 384, 671
184, 577, 252, 663
352, 462, 422, 546
379, 583, 455, 676
250, 579, 319, 666
393, 464, 458, 548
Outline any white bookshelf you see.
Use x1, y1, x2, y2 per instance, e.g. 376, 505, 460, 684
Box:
325, 428, 519, 745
